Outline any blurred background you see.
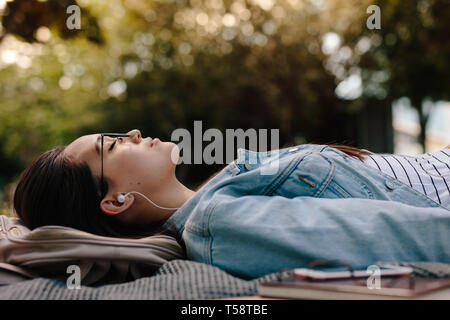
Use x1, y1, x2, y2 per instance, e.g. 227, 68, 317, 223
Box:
0, 0, 449, 215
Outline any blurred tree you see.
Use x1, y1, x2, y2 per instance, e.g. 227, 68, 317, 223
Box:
1, 0, 102, 43
0, 0, 387, 189
348, 0, 450, 151
88, 0, 368, 185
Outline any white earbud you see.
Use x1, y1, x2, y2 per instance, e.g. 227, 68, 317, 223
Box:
116, 191, 180, 211
117, 194, 126, 204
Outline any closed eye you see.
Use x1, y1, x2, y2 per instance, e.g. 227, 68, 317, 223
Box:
108, 137, 122, 151
108, 140, 116, 151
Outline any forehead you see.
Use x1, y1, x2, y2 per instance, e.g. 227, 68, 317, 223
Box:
64, 134, 99, 163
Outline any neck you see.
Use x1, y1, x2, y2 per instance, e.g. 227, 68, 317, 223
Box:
146, 177, 195, 219
164, 178, 196, 209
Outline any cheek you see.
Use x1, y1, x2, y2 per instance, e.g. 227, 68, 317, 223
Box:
149, 155, 174, 179
125, 151, 173, 181
106, 152, 143, 181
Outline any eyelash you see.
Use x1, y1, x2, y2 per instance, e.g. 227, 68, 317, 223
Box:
109, 137, 123, 151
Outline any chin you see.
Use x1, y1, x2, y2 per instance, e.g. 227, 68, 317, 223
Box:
164, 141, 177, 147
168, 143, 180, 165
159, 140, 176, 151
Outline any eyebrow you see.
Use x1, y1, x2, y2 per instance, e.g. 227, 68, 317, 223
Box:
95, 135, 101, 155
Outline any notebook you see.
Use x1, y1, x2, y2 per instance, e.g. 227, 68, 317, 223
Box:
258, 271, 450, 300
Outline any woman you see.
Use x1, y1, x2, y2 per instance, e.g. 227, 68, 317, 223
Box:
13, 129, 450, 279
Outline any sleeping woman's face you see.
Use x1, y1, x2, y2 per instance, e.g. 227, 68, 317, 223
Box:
62, 129, 181, 224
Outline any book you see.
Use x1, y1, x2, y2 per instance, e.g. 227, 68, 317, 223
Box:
258, 273, 450, 300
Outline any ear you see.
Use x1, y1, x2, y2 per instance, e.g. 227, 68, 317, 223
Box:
100, 193, 135, 215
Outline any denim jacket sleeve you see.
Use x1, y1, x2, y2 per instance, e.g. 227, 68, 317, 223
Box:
183, 194, 450, 279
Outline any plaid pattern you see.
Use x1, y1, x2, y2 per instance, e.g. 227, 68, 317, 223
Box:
1, 260, 448, 299
0, 260, 289, 300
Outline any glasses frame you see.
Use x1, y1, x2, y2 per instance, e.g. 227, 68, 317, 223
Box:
99, 133, 130, 198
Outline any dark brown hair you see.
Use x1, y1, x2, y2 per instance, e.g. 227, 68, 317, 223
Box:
13, 146, 164, 238
14, 143, 369, 236
326, 144, 370, 160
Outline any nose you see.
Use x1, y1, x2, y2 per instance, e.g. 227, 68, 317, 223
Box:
127, 129, 142, 143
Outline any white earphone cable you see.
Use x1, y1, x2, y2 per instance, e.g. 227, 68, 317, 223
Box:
120, 191, 180, 210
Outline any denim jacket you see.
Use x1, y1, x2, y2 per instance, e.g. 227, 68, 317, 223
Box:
163, 144, 450, 279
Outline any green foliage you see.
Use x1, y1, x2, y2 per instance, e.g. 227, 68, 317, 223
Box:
1, 0, 102, 43
348, 0, 450, 145
0, 208, 15, 218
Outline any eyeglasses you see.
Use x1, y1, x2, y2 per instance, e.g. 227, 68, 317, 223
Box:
99, 133, 130, 198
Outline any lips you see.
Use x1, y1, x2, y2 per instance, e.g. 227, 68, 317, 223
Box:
150, 138, 160, 147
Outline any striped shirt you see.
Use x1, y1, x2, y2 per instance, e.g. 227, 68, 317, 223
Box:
360, 148, 450, 210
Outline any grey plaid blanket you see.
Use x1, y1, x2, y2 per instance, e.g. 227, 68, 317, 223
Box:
0, 260, 286, 300
1, 260, 449, 300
